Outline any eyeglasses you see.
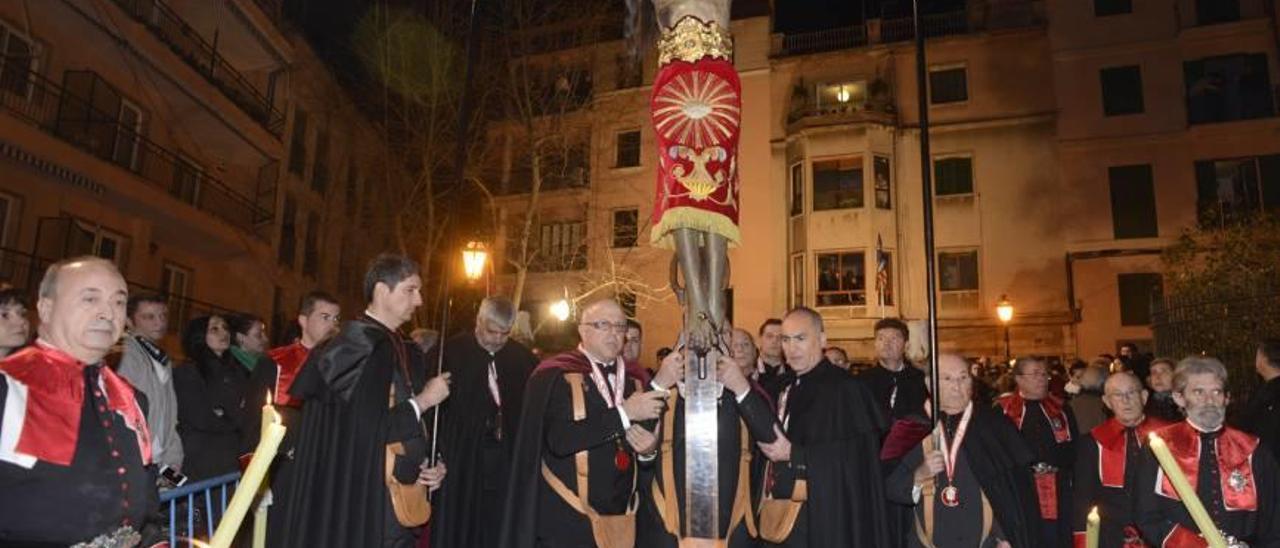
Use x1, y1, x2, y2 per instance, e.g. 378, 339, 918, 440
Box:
581, 321, 628, 334
1105, 389, 1143, 401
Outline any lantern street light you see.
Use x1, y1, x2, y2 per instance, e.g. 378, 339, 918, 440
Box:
549, 299, 571, 322
996, 294, 1014, 361
462, 241, 488, 282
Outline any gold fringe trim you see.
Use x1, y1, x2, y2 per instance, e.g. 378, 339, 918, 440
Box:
650, 206, 741, 249
657, 16, 734, 66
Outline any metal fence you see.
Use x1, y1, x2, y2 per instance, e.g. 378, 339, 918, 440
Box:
158, 471, 242, 547
1151, 280, 1280, 408
0, 64, 274, 233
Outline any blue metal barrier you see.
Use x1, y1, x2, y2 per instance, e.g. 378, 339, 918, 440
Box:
158, 472, 242, 547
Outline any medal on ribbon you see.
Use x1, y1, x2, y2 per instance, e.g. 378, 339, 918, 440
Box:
937, 402, 974, 508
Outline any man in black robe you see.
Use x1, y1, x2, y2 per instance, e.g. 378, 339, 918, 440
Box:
1144, 358, 1183, 422
638, 348, 777, 547
0, 257, 158, 546
756, 318, 791, 401
500, 298, 669, 548
279, 255, 450, 548
996, 356, 1079, 547
429, 296, 537, 548
1136, 356, 1280, 546
888, 354, 1041, 547
1072, 372, 1172, 547
858, 318, 928, 420
1240, 339, 1280, 455
756, 306, 889, 547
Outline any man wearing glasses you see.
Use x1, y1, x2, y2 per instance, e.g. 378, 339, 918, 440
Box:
996, 357, 1079, 546
1071, 372, 1171, 547
501, 298, 667, 548
430, 297, 538, 548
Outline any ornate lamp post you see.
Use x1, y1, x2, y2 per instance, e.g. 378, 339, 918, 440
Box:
996, 294, 1014, 362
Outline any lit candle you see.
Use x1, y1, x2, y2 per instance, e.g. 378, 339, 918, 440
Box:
1147, 432, 1228, 548
1085, 507, 1100, 548
210, 397, 286, 548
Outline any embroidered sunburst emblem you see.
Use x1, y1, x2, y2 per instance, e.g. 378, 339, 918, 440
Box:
653, 70, 740, 149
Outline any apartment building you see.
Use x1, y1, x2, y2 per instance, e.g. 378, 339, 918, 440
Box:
0, 0, 399, 344
485, 0, 1279, 363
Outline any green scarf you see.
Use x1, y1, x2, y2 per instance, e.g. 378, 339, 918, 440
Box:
230, 346, 263, 372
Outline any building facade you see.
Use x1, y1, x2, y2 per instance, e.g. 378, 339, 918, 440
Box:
487, 0, 1280, 364
0, 0, 397, 345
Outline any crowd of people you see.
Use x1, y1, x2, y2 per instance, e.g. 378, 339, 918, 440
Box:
1, 254, 1279, 547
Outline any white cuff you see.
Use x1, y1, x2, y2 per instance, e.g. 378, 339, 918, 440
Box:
638, 451, 657, 462
408, 398, 422, 419
617, 407, 632, 429
650, 381, 671, 393
911, 484, 923, 504
734, 388, 750, 403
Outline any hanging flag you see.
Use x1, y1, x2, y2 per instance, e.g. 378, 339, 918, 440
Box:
876, 233, 888, 295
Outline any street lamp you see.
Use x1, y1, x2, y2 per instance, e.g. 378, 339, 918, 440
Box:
549, 299, 571, 322
461, 241, 488, 282
996, 294, 1014, 361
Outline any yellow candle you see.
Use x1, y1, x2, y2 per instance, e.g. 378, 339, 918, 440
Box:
253, 496, 268, 548
1085, 507, 1100, 548
1147, 432, 1228, 548
210, 412, 286, 547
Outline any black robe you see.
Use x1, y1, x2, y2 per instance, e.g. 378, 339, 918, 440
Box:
1135, 423, 1280, 546
428, 333, 537, 548
762, 360, 889, 547
1071, 417, 1172, 548
1240, 376, 1280, 456
637, 383, 777, 547
757, 358, 792, 402
997, 395, 1079, 546
859, 362, 928, 420
173, 351, 250, 480
886, 406, 1041, 547
499, 350, 648, 548
278, 316, 431, 548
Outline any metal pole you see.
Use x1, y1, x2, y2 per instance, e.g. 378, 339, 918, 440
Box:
913, 0, 941, 423
1004, 325, 1011, 362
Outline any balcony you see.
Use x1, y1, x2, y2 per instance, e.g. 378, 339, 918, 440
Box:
787, 81, 896, 132
772, 1, 1045, 57
110, 0, 285, 137
0, 66, 274, 234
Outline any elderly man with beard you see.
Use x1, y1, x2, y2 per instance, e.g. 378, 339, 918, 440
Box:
1072, 372, 1172, 547
1135, 357, 1280, 547
0, 257, 157, 546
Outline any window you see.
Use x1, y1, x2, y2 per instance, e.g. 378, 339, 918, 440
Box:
312, 128, 329, 193
1195, 154, 1280, 225
303, 212, 320, 278
875, 249, 894, 306
0, 23, 37, 97
1094, 0, 1132, 16
812, 158, 863, 210
71, 221, 128, 266
160, 263, 192, 326
616, 54, 642, 89
171, 156, 202, 207
1109, 164, 1158, 238
270, 286, 285, 345
278, 194, 297, 266
934, 156, 974, 196
1100, 66, 1144, 116
874, 156, 891, 209
790, 163, 804, 216
619, 291, 637, 318
0, 192, 13, 246
790, 254, 804, 308
816, 252, 865, 306
816, 81, 867, 110
611, 208, 638, 248
929, 66, 968, 104
1118, 273, 1162, 326
615, 130, 640, 168
112, 99, 142, 170
537, 221, 587, 271
288, 108, 308, 175
1195, 0, 1239, 26
1185, 54, 1274, 125
938, 250, 979, 310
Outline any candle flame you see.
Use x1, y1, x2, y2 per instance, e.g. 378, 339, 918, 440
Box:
266, 390, 273, 406
1088, 506, 1099, 521
1148, 432, 1163, 446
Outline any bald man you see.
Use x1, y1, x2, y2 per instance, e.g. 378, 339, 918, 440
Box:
500, 299, 668, 548
0, 257, 158, 545
887, 355, 1041, 547
756, 307, 889, 547
1071, 372, 1172, 548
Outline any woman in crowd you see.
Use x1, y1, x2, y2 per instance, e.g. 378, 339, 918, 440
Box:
0, 287, 30, 358
174, 315, 249, 480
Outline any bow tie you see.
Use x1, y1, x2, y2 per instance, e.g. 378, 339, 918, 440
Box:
596, 362, 617, 376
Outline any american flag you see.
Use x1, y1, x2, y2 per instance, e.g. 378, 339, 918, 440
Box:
876, 233, 888, 295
